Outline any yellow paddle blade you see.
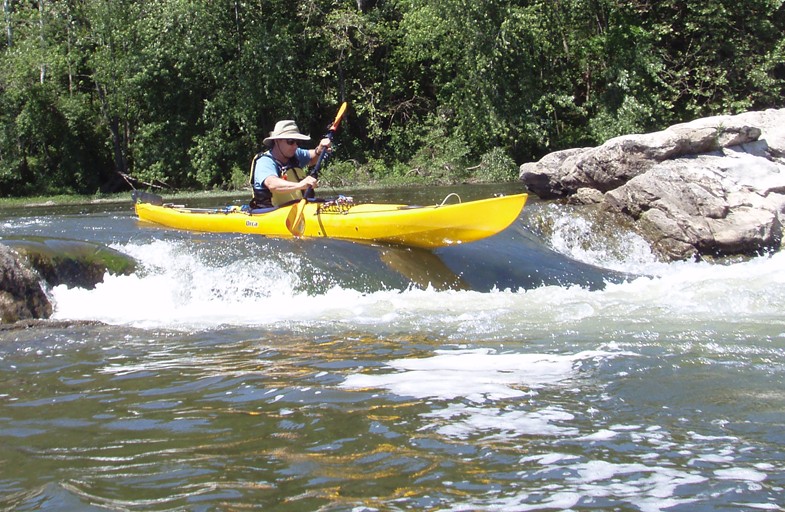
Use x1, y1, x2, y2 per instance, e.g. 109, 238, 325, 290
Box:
285, 199, 307, 237
331, 102, 348, 131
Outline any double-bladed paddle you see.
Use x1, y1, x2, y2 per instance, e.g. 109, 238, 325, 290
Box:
286, 102, 348, 237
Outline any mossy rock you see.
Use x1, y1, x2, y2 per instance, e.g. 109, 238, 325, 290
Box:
0, 243, 53, 322
2, 237, 137, 290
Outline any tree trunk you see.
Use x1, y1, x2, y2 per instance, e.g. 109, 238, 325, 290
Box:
38, 0, 46, 83
3, 0, 11, 47
233, 0, 242, 52
94, 81, 129, 176
66, 5, 73, 94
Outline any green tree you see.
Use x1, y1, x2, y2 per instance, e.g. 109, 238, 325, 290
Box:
2, 0, 784, 197
639, 0, 785, 122
0, 0, 113, 196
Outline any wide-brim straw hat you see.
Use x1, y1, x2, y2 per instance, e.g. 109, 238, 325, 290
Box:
263, 120, 311, 147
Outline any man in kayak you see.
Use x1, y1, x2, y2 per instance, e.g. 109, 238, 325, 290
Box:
249, 120, 332, 210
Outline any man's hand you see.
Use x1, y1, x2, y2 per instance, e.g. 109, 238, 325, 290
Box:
316, 137, 332, 156
299, 175, 318, 190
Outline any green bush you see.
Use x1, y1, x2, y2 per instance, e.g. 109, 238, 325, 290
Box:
472, 148, 519, 183
226, 164, 249, 191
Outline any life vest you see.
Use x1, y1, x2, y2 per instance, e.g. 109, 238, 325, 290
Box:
249, 152, 308, 208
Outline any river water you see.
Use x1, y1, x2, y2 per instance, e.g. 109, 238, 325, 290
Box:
1, 185, 784, 511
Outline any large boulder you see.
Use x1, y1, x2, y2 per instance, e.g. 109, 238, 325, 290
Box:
0, 238, 137, 324
0, 244, 52, 323
4, 237, 137, 289
520, 109, 785, 260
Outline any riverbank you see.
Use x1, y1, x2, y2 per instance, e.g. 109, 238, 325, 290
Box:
0, 190, 243, 210
0, 167, 521, 210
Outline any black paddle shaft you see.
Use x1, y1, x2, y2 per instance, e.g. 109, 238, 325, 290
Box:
305, 103, 347, 199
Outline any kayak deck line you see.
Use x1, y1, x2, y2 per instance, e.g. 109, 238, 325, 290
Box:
141, 192, 468, 216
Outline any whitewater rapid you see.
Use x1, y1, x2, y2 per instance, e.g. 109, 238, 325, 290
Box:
50, 216, 785, 338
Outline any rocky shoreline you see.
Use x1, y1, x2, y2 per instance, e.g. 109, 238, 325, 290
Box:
520, 109, 785, 260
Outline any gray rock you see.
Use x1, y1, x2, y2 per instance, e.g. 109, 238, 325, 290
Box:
520, 108, 785, 260
1, 238, 137, 323
0, 244, 52, 323
568, 187, 605, 205
4, 237, 137, 290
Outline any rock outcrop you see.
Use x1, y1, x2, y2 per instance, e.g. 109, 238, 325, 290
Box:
520, 109, 785, 260
0, 244, 53, 323
5, 237, 137, 290
0, 238, 137, 324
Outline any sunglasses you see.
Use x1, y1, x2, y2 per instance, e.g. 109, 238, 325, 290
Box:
283, 139, 299, 146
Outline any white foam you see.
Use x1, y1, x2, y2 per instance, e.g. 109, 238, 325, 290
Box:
422, 404, 578, 439
340, 349, 628, 403
446, 458, 708, 512
2, 217, 50, 230
577, 429, 619, 441
48, 239, 785, 337
714, 468, 768, 482
561, 460, 707, 511
733, 503, 782, 510
545, 206, 660, 273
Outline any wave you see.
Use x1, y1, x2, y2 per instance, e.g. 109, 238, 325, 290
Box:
49, 235, 785, 337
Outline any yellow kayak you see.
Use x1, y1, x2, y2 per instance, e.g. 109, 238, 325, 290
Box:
134, 193, 527, 249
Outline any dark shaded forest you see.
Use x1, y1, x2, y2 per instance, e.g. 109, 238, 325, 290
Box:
1, 0, 784, 197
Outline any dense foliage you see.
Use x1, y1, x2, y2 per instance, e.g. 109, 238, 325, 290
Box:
1, 0, 783, 197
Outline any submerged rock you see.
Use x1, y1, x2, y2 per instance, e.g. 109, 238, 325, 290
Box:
520, 109, 785, 260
